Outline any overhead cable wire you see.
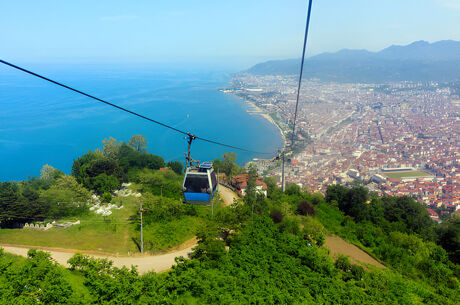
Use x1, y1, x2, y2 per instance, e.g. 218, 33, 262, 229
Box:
290, 0, 313, 148
0, 59, 273, 155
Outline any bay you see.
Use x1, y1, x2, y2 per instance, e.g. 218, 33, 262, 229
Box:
0, 63, 283, 181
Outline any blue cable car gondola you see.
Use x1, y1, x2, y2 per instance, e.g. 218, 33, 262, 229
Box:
181, 133, 218, 205
182, 162, 218, 205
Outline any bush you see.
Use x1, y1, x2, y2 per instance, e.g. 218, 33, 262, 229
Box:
350, 264, 365, 280
335, 254, 352, 272
92, 173, 119, 194
270, 210, 283, 223
102, 192, 112, 203
167, 161, 184, 175
302, 218, 326, 246
279, 217, 300, 235
298, 201, 315, 216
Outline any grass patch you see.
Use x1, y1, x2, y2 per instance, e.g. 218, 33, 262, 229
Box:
382, 171, 430, 179
0, 199, 138, 253
0, 194, 204, 254
0, 191, 216, 254
142, 216, 204, 252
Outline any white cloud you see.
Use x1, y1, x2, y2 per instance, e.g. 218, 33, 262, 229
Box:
99, 15, 138, 22
436, 0, 460, 10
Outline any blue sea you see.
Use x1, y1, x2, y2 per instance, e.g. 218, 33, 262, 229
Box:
0, 63, 283, 181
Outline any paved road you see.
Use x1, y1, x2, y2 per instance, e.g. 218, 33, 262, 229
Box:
1, 243, 195, 274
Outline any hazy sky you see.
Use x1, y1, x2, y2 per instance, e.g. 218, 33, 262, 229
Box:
1, 0, 459, 68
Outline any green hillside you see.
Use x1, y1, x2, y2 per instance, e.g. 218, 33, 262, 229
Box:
1, 136, 459, 304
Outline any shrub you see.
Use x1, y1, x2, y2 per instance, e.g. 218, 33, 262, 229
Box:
302, 218, 326, 246
270, 210, 283, 223
298, 201, 315, 216
279, 217, 300, 235
335, 254, 352, 272
351, 264, 365, 280
102, 192, 112, 203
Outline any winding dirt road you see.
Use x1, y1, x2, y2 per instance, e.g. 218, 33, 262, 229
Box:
2, 236, 385, 274
218, 183, 239, 206
1, 242, 196, 274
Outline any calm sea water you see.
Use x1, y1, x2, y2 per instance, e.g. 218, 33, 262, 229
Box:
0, 63, 283, 181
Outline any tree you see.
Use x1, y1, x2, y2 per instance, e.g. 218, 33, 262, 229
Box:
270, 209, 283, 223
285, 183, 301, 196
71, 150, 102, 184
213, 152, 241, 179
298, 201, 315, 216
39, 175, 91, 218
40, 164, 63, 181
118, 143, 165, 173
167, 160, 183, 175
194, 221, 226, 261
437, 218, 460, 264
92, 173, 119, 195
339, 186, 369, 221
325, 184, 347, 204
85, 158, 123, 181
382, 196, 434, 237
128, 134, 148, 152
0, 182, 21, 227
102, 136, 122, 159
245, 163, 258, 210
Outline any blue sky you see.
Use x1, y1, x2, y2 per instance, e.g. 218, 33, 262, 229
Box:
1, 0, 459, 68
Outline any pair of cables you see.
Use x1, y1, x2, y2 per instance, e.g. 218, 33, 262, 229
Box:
0, 0, 313, 156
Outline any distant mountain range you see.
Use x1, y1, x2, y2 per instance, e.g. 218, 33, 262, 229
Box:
246, 40, 460, 82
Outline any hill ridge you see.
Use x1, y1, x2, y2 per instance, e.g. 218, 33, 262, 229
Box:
246, 40, 460, 82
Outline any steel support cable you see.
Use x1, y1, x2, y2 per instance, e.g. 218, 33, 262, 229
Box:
290, 0, 313, 148
0, 59, 273, 155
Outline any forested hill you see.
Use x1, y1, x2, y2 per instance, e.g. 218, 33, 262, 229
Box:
246, 40, 460, 82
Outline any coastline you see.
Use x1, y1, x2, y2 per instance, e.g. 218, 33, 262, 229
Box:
244, 99, 287, 151
222, 92, 288, 161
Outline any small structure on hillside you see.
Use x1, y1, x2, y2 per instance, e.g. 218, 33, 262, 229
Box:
232, 174, 267, 197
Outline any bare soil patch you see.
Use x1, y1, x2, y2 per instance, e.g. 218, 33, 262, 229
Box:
324, 236, 386, 269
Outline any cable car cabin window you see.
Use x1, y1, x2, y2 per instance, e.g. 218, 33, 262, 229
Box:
184, 174, 210, 193
210, 171, 217, 190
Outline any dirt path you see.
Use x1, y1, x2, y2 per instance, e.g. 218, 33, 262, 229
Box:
218, 183, 239, 206
324, 236, 386, 269
1, 241, 197, 274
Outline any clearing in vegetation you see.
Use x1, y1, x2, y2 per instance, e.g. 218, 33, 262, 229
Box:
0, 193, 206, 254
324, 235, 386, 269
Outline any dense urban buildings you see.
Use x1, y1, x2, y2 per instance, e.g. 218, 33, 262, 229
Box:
225, 74, 460, 220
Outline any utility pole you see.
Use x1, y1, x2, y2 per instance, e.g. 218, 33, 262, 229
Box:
212, 169, 219, 217
282, 151, 286, 192
140, 201, 144, 254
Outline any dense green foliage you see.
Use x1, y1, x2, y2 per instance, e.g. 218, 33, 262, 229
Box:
437, 218, 460, 264
0, 171, 90, 228
0, 249, 89, 304
2, 211, 458, 304
212, 152, 244, 181
1, 137, 459, 303
72, 137, 166, 194
0, 135, 171, 228
326, 185, 434, 238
